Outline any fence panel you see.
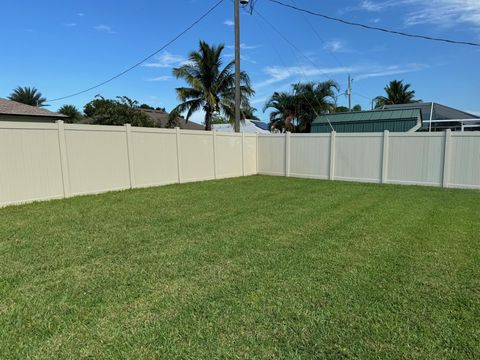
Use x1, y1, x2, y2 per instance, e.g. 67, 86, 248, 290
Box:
0, 123, 64, 205
290, 134, 330, 179
244, 134, 257, 176
334, 134, 383, 183
388, 133, 444, 187
449, 133, 480, 189
179, 131, 215, 183
258, 135, 285, 175
2, 122, 480, 208
64, 124, 131, 195
215, 133, 243, 179
131, 128, 179, 188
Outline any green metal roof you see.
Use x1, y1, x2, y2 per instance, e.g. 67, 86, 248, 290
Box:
313, 108, 422, 124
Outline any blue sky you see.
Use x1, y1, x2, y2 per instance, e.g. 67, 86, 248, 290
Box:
1, 0, 479, 124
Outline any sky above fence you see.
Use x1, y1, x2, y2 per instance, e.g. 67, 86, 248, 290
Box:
1, 0, 479, 123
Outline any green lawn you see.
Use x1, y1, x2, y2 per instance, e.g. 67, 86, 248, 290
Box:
1, 176, 479, 359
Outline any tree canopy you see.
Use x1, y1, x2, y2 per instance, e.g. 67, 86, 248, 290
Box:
58, 105, 83, 123
264, 81, 339, 133
8, 87, 47, 107
170, 41, 254, 131
84, 95, 154, 127
374, 80, 420, 108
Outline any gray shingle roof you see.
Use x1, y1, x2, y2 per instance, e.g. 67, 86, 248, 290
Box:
140, 109, 204, 130
0, 98, 67, 118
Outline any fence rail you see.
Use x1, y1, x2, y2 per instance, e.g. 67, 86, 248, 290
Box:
1, 122, 479, 207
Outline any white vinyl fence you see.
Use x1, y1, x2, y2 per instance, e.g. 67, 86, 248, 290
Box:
0, 121, 257, 207
258, 131, 480, 190
1, 122, 479, 207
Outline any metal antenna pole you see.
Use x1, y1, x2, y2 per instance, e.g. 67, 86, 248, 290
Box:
234, 0, 241, 132
347, 74, 352, 112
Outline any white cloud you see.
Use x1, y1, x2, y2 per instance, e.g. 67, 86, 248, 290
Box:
63, 23, 77, 27
404, 0, 480, 28
355, 63, 429, 80
143, 51, 186, 68
223, 52, 257, 64
224, 19, 234, 26
77, 13, 85, 17
94, 25, 115, 34
146, 75, 172, 82
360, 0, 396, 12
255, 65, 353, 89
226, 43, 262, 50
323, 40, 346, 53
359, 0, 480, 29
255, 62, 429, 89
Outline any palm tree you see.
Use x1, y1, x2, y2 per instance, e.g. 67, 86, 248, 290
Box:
8, 86, 47, 107
374, 80, 420, 108
264, 81, 339, 133
170, 41, 254, 131
264, 92, 297, 132
58, 105, 83, 123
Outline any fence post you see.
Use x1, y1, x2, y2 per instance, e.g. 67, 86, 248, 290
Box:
442, 129, 452, 188
285, 131, 291, 177
125, 124, 135, 189
57, 120, 71, 198
175, 127, 183, 183
381, 130, 390, 184
212, 130, 218, 179
329, 131, 336, 180
241, 131, 246, 176
256, 134, 259, 175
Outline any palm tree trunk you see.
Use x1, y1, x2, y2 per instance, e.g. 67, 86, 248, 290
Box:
204, 110, 212, 131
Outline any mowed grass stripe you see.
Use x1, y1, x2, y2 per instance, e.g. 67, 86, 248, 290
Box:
0, 176, 479, 358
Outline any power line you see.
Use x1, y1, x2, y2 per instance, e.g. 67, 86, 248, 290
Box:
286, 0, 372, 111
268, 0, 480, 48
47, 0, 225, 103
253, 8, 335, 131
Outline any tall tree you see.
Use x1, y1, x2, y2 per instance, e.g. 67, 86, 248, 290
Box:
241, 105, 261, 121
170, 41, 254, 131
374, 80, 420, 108
264, 81, 339, 133
8, 86, 47, 107
264, 92, 297, 133
58, 104, 82, 123
84, 95, 154, 127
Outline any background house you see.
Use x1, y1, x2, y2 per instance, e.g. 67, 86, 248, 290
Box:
139, 109, 204, 130
311, 102, 480, 133
382, 102, 480, 131
311, 109, 422, 133
0, 98, 67, 123
212, 119, 270, 134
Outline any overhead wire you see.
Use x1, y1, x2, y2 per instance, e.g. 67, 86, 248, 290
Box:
46, 0, 225, 103
252, 6, 336, 131
268, 0, 480, 48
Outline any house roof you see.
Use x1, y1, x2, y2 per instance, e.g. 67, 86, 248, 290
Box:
140, 109, 204, 130
212, 119, 270, 134
313, 108, 422, 124
382, 102, 479, 121
0, 98, 67, 118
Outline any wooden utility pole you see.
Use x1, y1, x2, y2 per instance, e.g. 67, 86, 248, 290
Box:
234, 0, 241, 132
